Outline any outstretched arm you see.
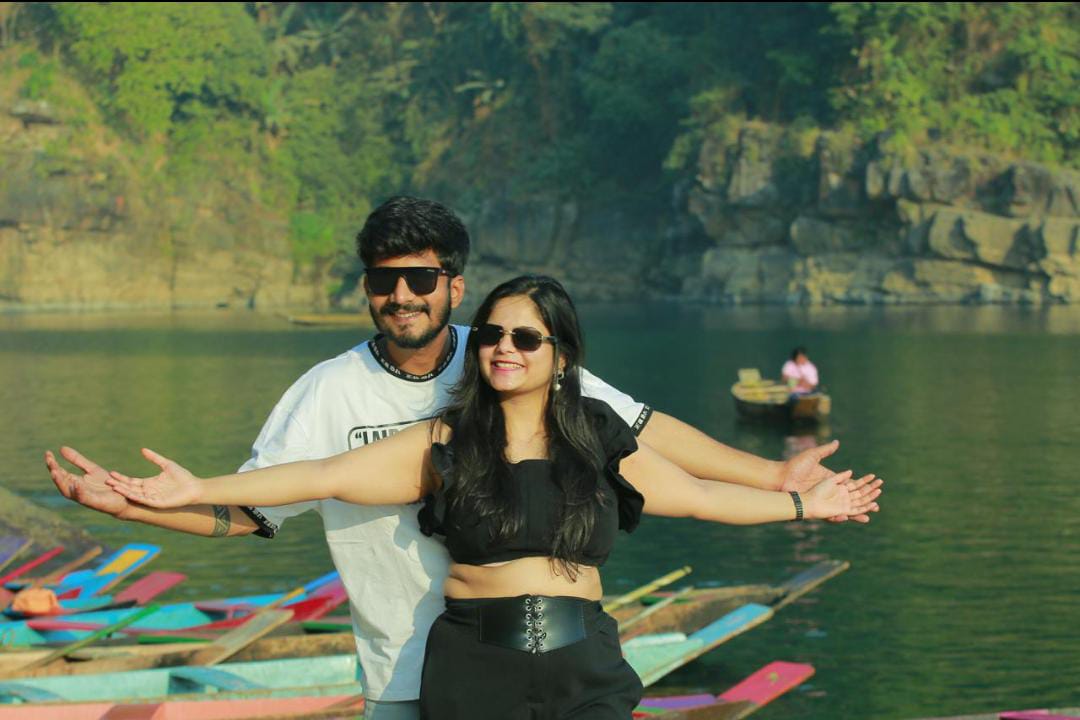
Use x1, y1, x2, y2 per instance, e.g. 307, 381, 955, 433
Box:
620, 442, 881, 525
638, 412, 878, 523
638, 412, 783, 490
104, 421, 439, 510
46, 447, 259, 537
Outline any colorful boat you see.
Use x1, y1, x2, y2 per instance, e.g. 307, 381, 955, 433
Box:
633, 660, 814, 719
0, 572, 341, 646
0, 653, 363, 706
0, 562, 846, 717
615, 561, 845, 687
0, 693, 363, 720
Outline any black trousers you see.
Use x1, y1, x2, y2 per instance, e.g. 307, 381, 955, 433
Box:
419, 596, 643, 720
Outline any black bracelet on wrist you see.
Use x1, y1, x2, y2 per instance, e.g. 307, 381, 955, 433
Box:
789, 491, 804, 521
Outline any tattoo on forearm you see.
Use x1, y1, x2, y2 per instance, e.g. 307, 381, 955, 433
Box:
210, 505, 231, 537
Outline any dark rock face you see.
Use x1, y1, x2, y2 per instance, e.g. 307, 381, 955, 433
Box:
674, 126, 1080, 305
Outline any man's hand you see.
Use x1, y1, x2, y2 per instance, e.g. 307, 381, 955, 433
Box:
777, 439, 881, 523
106, 448, 204, 509
46, 446, 131, 518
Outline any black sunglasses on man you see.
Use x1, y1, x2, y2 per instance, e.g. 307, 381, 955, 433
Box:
365, 267, 453, 296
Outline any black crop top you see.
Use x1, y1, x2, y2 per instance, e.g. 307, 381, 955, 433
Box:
417, 398, 645, 567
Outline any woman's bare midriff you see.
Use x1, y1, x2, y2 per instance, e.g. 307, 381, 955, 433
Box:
443, 557, 603, 600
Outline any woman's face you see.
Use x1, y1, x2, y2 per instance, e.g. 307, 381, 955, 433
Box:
478, 295, 562, 398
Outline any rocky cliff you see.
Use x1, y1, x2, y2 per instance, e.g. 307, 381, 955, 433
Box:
0, 98, 328, 312
2, 95, 1078, 310
675, 124, 1080, 304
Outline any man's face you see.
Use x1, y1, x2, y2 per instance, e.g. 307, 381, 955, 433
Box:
364, 250, 464, 350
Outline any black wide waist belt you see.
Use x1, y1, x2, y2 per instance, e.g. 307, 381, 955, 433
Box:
476, 595, 589, 654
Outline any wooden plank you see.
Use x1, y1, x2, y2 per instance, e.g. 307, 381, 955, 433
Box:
110, 572, 187, 607
772, 560, 849, 610
5, 632, 357, 678
1000, 713, 1080, 720
663, 701, 756, 720
168, 665, 264, 692
619, 587, 695, 633
0, 538, 33, 574
100, 703, 165, 720
57, 544, 161, 598
0, 546, 65, 585
15, 547, 103, 588
717, 661, 815, 719
187, 609, 295, 666
636, 661, 813, 720
914, 710, 1080, 720
604, 566, 692, 614
0, 680, 67, 702
7, 603, 161, 674
631, 603, 775, 687
638, 693, 716, 710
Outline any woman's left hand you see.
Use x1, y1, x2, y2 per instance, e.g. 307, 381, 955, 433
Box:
803, 471, 882, 521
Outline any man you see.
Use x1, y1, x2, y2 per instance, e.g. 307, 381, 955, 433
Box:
48, 196, 877, 720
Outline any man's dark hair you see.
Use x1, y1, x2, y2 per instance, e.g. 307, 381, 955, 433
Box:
791, 346, 808, 361
356, 196, 470, 276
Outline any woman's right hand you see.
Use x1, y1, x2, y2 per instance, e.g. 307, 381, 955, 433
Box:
105, 448, 204, 509
803, 470, 882, 520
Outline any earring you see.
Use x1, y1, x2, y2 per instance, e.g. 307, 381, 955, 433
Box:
555, 370, 565, 391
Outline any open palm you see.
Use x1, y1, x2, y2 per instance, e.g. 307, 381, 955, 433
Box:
778, 440, 880, 523
106, 448, 202, 509
803, 470, 883, 521
46, 447, 130, 517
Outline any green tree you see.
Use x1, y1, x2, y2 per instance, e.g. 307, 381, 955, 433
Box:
54, 3, 268, 138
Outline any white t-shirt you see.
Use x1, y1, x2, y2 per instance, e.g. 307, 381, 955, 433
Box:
237, 325, 650, 701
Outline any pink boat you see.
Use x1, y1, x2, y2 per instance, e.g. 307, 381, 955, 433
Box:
0, 693, 363, 720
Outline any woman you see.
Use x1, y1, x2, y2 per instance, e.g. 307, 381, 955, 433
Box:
105, 275, 880, 719
782, 346, 819, 394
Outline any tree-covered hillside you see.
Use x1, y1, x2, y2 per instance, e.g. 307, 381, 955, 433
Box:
1, 2, 1077, 269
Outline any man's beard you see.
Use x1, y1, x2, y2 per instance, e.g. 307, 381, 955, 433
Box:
370, 294, 452, 350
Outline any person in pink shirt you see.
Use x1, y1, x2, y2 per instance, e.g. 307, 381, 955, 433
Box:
781, 346, 819, 394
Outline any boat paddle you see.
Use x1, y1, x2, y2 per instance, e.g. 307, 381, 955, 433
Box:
603, 566, 692, 614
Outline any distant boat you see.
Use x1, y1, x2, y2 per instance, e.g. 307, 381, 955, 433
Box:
281, 313, 372, 327
731, 368, 831, 424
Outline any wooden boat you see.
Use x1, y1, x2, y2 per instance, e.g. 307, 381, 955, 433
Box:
0, 561, 843, 680
0, 653, 363, 705
911, 710, 1080, 720
730, 368, 830, 425
611, 560, 847, 641
0, 562, 845, 716
633, 660, 814, 719
0, 630, 357, 678
614, 560, 846, 687
3, 571, 187, 619
0, 693, 364, 720
0, 573, 341, 646
282, 313, 372, 328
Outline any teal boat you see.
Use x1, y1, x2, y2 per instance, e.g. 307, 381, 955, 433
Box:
0, 653, 362, 705
0, 572, 340, 647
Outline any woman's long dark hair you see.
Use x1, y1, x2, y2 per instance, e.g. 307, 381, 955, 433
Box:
439, 275, 606, 579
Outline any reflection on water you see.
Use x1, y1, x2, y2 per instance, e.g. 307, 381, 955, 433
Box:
3, 304, 1080, 719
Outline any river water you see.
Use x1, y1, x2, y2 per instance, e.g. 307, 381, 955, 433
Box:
2, 304, 1078, 719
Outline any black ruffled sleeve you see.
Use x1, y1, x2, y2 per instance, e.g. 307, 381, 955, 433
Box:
584, 398, 645, 533
418, 441, 455, 537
